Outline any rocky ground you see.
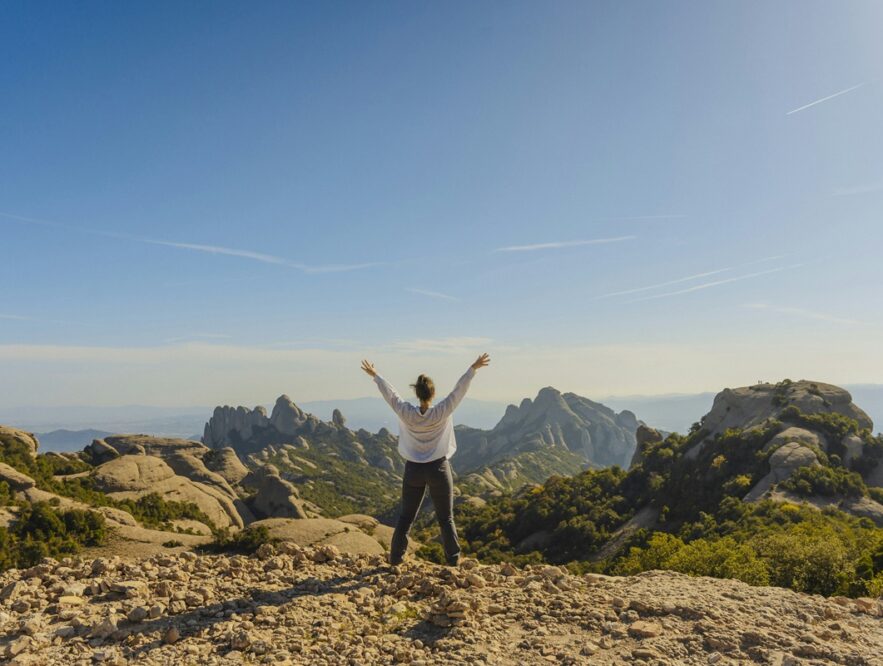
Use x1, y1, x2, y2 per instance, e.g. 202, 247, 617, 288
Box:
1, 546, 882, 665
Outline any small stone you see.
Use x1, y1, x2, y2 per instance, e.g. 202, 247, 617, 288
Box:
163, 626, 180, 644
127, 606, 148, 622
628, 620, 663, 639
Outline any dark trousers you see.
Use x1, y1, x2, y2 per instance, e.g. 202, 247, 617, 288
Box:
390, 457, 460, 565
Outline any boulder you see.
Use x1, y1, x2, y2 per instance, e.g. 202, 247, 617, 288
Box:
249, 517, 385, 555
85, 439, 120, 465
203, 447, 249, 485
762, 427, 823, 453
332, 409, 346, 428
0, 462, 36, 491
242, 465, 307, 519
0, 425, 39, 458
744, 442, 819, 502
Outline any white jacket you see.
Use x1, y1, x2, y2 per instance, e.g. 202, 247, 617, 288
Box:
373, 367, 476, 463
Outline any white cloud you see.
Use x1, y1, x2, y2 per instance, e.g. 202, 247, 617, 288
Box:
0, 314, 31, 321
494, 236, 635, 252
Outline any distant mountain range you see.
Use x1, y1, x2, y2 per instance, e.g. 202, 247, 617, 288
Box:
6, 384, 881, 453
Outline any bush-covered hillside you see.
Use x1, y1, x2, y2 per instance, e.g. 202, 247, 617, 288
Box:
438, 387, 883, 597
266, 447, 400, 516
0, 430, 216, 570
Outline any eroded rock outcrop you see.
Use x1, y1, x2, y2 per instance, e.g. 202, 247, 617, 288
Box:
241, 465, 308, 520
90, 456, 246, 529
0, 425, 39, 458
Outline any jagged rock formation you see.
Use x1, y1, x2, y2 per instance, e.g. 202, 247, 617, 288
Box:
0, 425, 39, 458
456, 387, 639, 492
1, 548, 881, 665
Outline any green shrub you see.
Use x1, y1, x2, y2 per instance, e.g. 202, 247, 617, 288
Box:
202, 525, 274, 555
0, 502, 107, 571
780, 466, 867, 498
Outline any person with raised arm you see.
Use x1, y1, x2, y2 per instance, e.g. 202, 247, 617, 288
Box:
361, 353, 491, 566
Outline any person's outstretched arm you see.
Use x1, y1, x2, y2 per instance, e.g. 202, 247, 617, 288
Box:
434, 353, 491, 419
361, 359, 409, 420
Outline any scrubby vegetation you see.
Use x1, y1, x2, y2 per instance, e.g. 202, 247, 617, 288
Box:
1, 431, 216, 532
780, 465, 868, 498
202, 525, 275, 555
442, 403, 883, 598
0, 502, 108, 570
267, 448, 399, 517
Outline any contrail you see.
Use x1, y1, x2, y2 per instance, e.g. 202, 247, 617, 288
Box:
627, 264, 803, 303
594, 268, 733, 300
0, 211, 381, 274
786, 83, 866, 115
495, 236, 635, 252
743, 303, 862, 326
406, 288, 459, 302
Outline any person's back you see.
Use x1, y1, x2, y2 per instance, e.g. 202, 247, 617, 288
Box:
361, 353, 490, 565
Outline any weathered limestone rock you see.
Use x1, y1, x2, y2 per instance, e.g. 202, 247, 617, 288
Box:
0, 462, 36, 492
745, 442, 820, 502
90, 455, 245, 528
241, 465, 307, 519
629, 424, 664, 468
0, 425, 39, 458
203, 447, 249, 485
85, 439, 120, 464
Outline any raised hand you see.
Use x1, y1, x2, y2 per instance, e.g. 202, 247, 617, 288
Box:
471, 353, 491, 371
361, 359, 377, 377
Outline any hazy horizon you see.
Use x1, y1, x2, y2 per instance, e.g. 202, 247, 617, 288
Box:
3, 1, 882, 407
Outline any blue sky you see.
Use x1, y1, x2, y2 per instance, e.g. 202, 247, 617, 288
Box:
2, 1, 882, 408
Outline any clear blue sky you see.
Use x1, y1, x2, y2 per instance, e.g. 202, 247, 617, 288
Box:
2, 1, 882, 407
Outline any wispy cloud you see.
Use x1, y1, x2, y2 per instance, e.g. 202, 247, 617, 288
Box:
594, 268, 733, 300
389, 336, 493, 354
743, 303, 863, 326
595, 214, 686, 222
406, 288, 459, 302
0, 211, 381, 274
162, 333, 233, 344
832, 181, 883, 197
786, 82, 866, 115
627, 264, 803, 303
494, 236, 635, 253
0, 314, 31, 321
